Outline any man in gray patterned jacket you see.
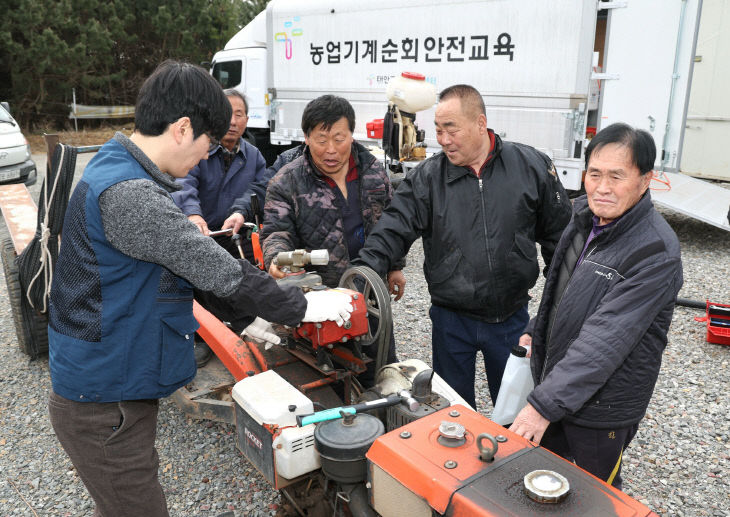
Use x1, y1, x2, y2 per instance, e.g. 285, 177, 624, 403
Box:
261, 95, 405, 383
262, 95, 405, 294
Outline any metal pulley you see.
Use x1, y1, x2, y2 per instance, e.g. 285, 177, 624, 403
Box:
338, 266, 393, 373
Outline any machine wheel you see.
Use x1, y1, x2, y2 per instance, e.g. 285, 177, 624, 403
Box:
338, 266, 393, 373
1, 238, 49, 358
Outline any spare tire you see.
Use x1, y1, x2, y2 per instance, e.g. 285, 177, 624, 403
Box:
1, 238, 48, 358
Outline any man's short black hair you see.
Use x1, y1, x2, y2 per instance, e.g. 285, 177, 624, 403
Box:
224, 89, 248, 115
438, 84, 486, 117
585, 123, 656, 175
135, 60, 231, 140
301, 95, 355, 135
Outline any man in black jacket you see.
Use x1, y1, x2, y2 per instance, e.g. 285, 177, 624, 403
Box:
356, 84, 571, 409
510, 123, 683, 490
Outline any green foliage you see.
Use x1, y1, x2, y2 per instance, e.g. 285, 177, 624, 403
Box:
239, 0, 269, 25
0, 0, 266, 128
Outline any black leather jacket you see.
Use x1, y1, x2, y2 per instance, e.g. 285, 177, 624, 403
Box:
526, 193, 683, 428
357, 131, 571, 322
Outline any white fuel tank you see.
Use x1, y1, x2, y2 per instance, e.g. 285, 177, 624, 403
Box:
386, 72, 437, 113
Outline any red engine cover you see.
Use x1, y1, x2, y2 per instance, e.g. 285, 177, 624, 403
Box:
293, 288, 369, 348
367, 405, 657, 516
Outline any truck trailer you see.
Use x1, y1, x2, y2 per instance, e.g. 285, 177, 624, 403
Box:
211, 0, 730, 231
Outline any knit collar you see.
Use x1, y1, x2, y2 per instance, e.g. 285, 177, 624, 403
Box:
113, 132, 180, 192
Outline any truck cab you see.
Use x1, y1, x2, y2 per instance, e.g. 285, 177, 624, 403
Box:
209, 11, 284, 162
0, 103, 36, 186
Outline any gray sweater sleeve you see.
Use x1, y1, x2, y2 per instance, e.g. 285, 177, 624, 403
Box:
99, 179, 242, 297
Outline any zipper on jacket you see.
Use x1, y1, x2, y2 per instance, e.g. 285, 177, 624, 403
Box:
541, 280, 572, 382
477, 177, 495, 296
584, 243, 598, 261
540, 240, 599, 382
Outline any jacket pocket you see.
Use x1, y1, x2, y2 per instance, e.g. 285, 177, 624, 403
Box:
158, 314, 198, 386
507, 233, 539, 292
427, 247, 475, 306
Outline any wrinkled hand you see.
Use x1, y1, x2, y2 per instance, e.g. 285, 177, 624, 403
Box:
242, 317, 281, 350
509, 403, 550, 444
188, 214, 209, 236
222, 213, 245, 234
268, 263, 286, 279
302, 289, 354, 327
518, 333, 533, 358
387, 270, 406, 302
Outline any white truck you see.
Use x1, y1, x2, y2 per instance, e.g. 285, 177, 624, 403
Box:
210, 0, 730, 231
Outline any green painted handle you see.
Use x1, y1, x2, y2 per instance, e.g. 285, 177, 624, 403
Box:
299, 407, 356, 426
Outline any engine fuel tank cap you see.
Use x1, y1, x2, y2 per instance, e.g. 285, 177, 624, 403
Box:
437, 421, 466, 447
523, 469, 570, 503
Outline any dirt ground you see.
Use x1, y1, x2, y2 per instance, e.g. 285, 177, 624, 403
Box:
26, 124, 134, 154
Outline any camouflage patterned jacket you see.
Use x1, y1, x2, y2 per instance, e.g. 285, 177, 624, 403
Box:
262, 142, 403, 287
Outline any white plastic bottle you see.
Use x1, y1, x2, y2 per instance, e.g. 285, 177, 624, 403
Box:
490, 345, 534, 426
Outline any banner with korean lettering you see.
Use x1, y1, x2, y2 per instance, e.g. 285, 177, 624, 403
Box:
269, 0, 595, 95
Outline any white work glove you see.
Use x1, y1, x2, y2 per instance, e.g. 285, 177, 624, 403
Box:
241, 317, 281, 350
302, 289, 354, 327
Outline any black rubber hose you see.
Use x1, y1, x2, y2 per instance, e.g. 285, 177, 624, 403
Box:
340, 483, 377, 517
676, 298, 706, 310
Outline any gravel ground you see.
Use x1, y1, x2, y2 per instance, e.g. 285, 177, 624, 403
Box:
0, 156, 728, 515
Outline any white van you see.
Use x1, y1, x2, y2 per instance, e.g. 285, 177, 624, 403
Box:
0, 102, 36, 186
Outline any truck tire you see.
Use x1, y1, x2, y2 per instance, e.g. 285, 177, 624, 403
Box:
1, 238, 49, 358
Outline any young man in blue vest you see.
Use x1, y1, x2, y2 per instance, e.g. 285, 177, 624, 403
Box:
46, 61, 352, 517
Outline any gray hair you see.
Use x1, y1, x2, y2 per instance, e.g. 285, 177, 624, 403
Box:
223, 88, 248, 115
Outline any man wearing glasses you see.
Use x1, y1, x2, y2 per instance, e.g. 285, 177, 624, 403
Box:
356, 84, 572, 411
172, 89, 267, 260
47, 61, 352, 517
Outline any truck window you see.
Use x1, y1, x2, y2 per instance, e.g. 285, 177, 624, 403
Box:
212, 60, 243, 89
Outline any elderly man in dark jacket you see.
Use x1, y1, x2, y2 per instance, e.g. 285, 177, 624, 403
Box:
510, 123, 684, 490
355, 84, 572, 409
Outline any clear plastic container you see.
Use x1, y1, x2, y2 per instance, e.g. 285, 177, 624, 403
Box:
491, 345, 534, 426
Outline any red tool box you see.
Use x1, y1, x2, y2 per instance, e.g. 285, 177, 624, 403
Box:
366, 119, 384, 139
695, 301, 730, 346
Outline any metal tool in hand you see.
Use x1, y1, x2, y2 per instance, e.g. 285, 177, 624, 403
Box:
231, 232, 246, 260
207, 228, 233, 237
250, 193, 262, 229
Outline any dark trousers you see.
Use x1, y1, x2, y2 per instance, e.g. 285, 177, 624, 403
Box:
430, 304, 529, 409
540, 420, 640, 490
48, 390, 168, 517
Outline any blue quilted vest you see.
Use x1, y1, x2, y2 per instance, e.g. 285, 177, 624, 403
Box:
48, 139, 199, 402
